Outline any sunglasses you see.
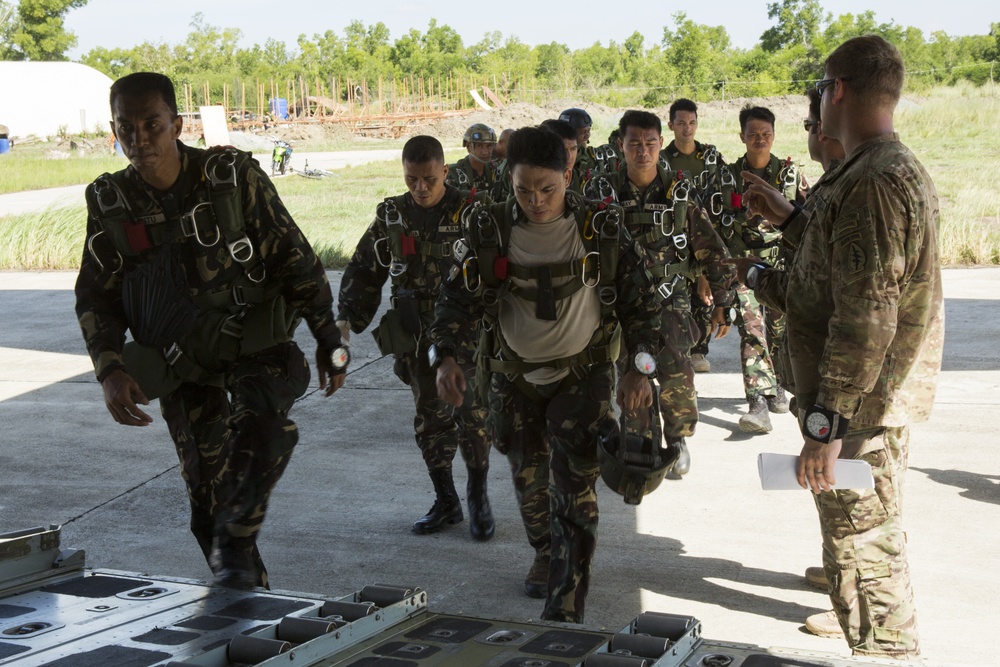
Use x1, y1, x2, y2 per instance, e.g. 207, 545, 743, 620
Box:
803, 119, 820, 133
816, 77, 850, 96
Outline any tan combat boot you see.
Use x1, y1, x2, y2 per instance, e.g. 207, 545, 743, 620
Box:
805, 566, 828, 590
805, 610, 844, 638
691, 353, 711, 373
738, 396, 772, 433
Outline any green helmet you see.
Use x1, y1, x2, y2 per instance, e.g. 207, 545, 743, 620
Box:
596, 413, 679, 505
463, 123, 497, 146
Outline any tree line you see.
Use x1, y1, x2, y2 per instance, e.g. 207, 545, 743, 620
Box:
3, 0, 999, 107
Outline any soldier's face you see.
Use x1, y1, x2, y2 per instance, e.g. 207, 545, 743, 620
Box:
495, 131, 512, 160
668, 111, 698, 145
468, 141, 495, 164
740, 119, 774, 160
562, 139, 579, 171
403, 159, 449, 209
576, 126, 591, 148
111, 91, 182, 189
512, 164, 570, 223
806, 115, 822, 164
620, 126, 663, 173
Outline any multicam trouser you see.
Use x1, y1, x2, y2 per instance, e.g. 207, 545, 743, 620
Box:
161, 341, 310, 588
488, 363, 613, 624
814, 425, 919, 659
733, 285, 779, 402
620, 289, 698, 441
394, 336, 490, 474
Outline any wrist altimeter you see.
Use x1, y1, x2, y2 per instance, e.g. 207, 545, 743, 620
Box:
801, 405, 849, 444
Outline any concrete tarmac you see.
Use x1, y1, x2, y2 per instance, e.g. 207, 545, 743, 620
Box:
0, 268, 997, 666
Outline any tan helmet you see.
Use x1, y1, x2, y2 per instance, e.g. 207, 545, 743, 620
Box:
463, 123, 497, 146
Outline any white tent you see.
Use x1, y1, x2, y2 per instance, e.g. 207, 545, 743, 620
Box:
0, 61, 114, 138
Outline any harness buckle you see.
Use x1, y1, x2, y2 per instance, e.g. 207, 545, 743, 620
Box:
597, 207, 621, 239
599, 285, 616, 306
232, 284, 247, 306
389, 261, 406, 277
384, 200, 403, 227
595, 176, 616, 202
580, 251, 600, 289
672, 233, 689, 250
86, 231, 124, 274
657, 210, 676, 237
672, 179, 691, 203
227, 236, 254, 264
721, 168, 736, 189
710, 192, 723, 217
220, 316, 244, 338
164, 343, 184, 366
780, 162, 798, 193
93, 177, 129, 216
204, 150, 238, 189
482, 288, 500, 308
181, 201, 221, 247
704, 147, 718, 166
657, 275, 681, 301
452, 238, 470, 262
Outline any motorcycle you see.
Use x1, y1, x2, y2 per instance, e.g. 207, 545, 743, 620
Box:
271, 140, 292, 175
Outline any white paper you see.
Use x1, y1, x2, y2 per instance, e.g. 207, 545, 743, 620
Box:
757, 453, 874, 490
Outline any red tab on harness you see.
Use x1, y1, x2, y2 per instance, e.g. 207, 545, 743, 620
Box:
494, 257, 508, 280
400, 234, 416, 257
731, 192, 743, 209
125, 219, 151, 252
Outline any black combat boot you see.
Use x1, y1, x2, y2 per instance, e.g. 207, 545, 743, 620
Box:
739, 396, 773, 433
412, 469, 464, 534
523, 552, 549, 599
766, 386, 790, 414
668, 437, 690, 477
211, 536, 260, 590
466, 467, 495, 541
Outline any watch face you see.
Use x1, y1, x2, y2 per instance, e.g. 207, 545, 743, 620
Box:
428, 345, 439, 368
747, 265, 759, 288
331, 347, 350, 370
805, 411, 831, 440
634, 351, 656, 376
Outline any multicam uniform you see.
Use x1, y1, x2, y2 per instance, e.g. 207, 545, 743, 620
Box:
586, 165, 734, 442
338, 186, 491, 480
446, 155, 497, 194
75, 142, 340, 587
717, 153, 802, 400
755, 134, 943, 659
429, 192, 661, 623
660, 140, 728, 359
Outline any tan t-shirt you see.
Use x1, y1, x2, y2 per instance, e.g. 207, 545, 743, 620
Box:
498, 212, 601, 385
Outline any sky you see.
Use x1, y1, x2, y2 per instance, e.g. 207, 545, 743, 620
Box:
64, 0, 995, 58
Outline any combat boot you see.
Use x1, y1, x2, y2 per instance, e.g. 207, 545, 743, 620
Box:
805, 566, 828, 590
211, 537, 259, 590
766, 386, 790, 414
412, 469, 464, 534
524, 552, 550, 599
668, 437, 690, 477
804, 610, 844, 638
690, 353, 711, 373
466, 468, 495, 541
738, 396, 772, 433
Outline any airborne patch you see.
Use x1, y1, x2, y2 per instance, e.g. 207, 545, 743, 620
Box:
847, 242, 867, 273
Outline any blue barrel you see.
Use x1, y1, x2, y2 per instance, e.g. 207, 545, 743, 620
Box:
269, 98, 289, 120
0, 138, 9, 154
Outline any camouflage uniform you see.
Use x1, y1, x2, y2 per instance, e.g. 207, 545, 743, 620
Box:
429, 193, 661, 623
338, 186, 491, 484
660, 140, 728, 359
446, 155, 497, 194
587, 165, 734, 442
718, 153, 801, 399
75, 142, 340, 587
756, 133, 944, 658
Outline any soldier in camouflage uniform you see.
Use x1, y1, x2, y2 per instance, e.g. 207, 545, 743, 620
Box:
494, 128, 514, 163
75, 72, 347, 590
540, 119, 587, 194
734, 36, 943, 659
338, 136, 495, 540
659, 98, 732, 375
585, 110, 734, 477
430, 126, 661, 623
446, 123, 498, 193
592, 129, 622, 175
716, 105, 805, 433
559, 108, 597, 180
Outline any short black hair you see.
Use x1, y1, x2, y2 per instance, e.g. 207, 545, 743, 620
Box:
540, 119, 577, 143
669, 98, 698, 122
619, 109, 661, 137
507, 126, 567, 173
806, 87, 822, 122
739, 105, 775, 133
110, 72, 178, 116
402, 135, 445, 164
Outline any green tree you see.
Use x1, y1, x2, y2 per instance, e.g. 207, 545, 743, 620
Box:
662, 13, 734, 95
4, 0, 87, 60
760, 0, 826, 51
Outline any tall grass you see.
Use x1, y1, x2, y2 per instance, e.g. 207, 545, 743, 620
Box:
0, 153, 128, 194
1, 86, 998, 268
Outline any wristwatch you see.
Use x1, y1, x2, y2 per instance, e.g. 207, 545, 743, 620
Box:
801, 405, 849, 444
428, 344, 455, 370
745, 263, 768, 290
330, 346, 350, 372
632, 345, 657, 376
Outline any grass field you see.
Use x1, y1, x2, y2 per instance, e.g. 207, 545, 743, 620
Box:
1, 85, 997, 269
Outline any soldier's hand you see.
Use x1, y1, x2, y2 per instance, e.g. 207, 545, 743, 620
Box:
740, 171, 795, 224
435, 358, 465, 407
617, 370, 653, 430
797, 437, 842, 494
696, 275, 713, 307
101, 369, 153, 426
316, 347, 346, 397
721, 256, 763, 286
709, 307, 731, 340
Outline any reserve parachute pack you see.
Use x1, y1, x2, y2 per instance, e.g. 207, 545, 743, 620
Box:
717, 154, 798, 263
86, 147, 296, 397
460, 191, 623, 399
370, 192, 471, 357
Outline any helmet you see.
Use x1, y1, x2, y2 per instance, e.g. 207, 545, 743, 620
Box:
597, 413, 679, 505
463, 123, 497, 146
558, 108, 593, 130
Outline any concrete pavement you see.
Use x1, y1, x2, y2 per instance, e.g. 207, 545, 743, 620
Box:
0, 268, 997, 666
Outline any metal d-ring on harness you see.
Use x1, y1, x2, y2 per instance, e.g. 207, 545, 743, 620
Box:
202, 150, 264, 282
778, 159, 798, 197
87, 178, 128, 273
381, 199, 407, 278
